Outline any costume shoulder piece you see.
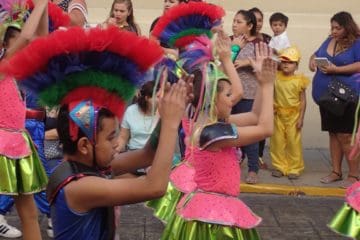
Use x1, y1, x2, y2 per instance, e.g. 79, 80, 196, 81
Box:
199, 122, 238, 150
46, 160, 103, 204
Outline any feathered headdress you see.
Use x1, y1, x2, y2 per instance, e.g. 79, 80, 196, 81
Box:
0, 26, 163, 143
151, 1, 225, 49
0, 0, 70, 42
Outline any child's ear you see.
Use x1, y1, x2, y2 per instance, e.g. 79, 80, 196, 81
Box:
77, 137, 92, 155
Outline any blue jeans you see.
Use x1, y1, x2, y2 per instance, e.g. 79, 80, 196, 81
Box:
0, 192, 50, 218
232, 99, 259, 173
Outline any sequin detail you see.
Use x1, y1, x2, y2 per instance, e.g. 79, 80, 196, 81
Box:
346, 181, 360, 213
0, 76, 30, 158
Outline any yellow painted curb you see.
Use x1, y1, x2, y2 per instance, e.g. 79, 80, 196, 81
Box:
240, 183, 346, 197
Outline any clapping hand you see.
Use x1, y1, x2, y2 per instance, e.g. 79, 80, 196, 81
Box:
215, 30, 232, 62
251, 42, 277, 85
232, 35, 246, 49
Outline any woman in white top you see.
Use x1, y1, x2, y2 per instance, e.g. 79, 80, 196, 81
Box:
117, 80, 158, 152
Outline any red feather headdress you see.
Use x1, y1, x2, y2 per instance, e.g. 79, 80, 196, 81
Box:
152, 1, 225, 48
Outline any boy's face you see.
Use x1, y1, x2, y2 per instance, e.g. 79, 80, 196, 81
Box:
94, 117, 119, 168
270, 21, 286, 36
280, 61, 297, 75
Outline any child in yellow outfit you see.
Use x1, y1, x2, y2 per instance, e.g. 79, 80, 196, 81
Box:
270, 46, 310, 179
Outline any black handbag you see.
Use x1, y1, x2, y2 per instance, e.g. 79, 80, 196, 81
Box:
318, 41, 359, 116
318, 77, 358, 116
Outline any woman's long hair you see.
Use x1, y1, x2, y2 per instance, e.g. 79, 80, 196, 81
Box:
109, 0, 139, 34
137, 80, 155, 114
331, 11, 360, 53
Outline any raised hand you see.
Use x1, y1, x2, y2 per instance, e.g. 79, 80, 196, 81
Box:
158, 80, 188, 128
180, 74, 194, 105
232, 35, 246, 49
256, 57, 277, 85
215, 30, 232, 62
249, 42, 272, 73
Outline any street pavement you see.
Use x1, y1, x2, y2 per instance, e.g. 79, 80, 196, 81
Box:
241, 147, 349, 197
0, 147, 355, 239
117, 194, 350, 240
0, 194, 350, 240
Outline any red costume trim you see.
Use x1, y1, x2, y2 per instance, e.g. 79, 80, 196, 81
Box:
61, 86, 126, 120
27, 0, 71, 29
151, 2, 225, 38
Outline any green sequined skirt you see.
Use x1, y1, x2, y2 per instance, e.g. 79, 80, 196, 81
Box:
146, 182, 182, 223
161, 214, 261, 240
0, 132, 48, 195
328, 203, 360, 239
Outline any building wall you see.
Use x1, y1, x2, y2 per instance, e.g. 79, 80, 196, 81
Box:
86, 0, 360, 148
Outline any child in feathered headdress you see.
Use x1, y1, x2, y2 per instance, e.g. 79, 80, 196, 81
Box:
1, 24, 193, 239
150, 2, 277, 239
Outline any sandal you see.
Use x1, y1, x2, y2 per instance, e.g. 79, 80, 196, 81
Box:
258, 157, 268, 169
320, 171, 342, 184
288, 173, 300, 180
271, 170, 284, 178
341, 175, 360, 189
245, 172, 258, 184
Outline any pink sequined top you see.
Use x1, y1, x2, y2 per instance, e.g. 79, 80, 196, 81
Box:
346, 181, 360, 212
171, 119, 261, 229
0, 75, 31, 158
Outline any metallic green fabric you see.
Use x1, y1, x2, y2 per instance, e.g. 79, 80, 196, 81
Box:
161, 213, 261, 240
328, 203, 360, 239
146, 183, 182, 223
0, 132, 48, 195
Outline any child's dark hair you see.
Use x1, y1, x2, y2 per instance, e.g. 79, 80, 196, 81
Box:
137, 80, 155, 113
236, 10, 257, 37
269, 12, 289, 26
57, 105, 115, 154
2, 27, 20, 47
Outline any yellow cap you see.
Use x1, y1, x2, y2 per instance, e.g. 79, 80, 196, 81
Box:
279, 46, 301, 62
